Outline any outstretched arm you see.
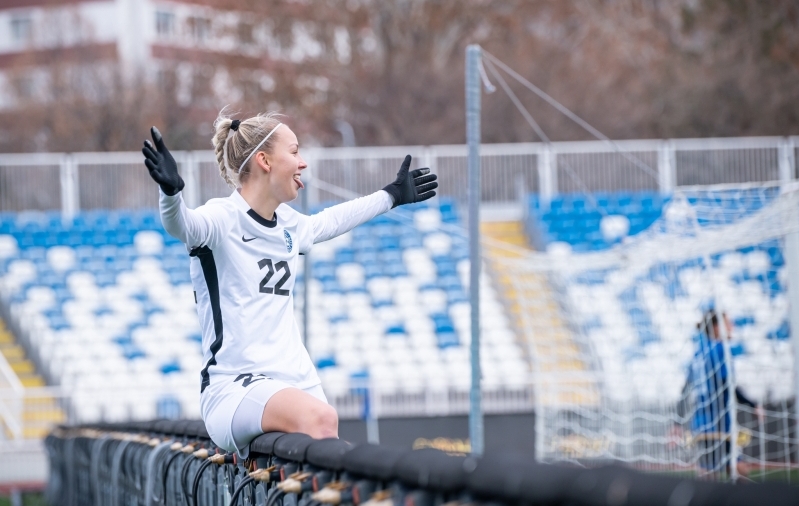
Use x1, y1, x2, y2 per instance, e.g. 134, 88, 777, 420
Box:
159, 191, 228, 249
308, 154, 438, 244
144, 127, 227, 249
310, 191, 394, 244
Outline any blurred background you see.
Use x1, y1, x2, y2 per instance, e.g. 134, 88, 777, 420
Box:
1, 0, 798, 153
1, 1, 799, 503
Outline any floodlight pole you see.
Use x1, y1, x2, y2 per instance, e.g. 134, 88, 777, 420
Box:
466, 44, 484, 456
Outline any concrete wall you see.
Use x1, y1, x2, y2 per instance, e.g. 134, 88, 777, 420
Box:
339, 412, 536, 455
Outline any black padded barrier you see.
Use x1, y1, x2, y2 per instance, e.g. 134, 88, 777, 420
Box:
394, 448, 467, 492
44, 420, 799, 506
272, 432, 315, 462
340, 443, 407, 482
249, 431, 286, 456
305, 438, 354, 470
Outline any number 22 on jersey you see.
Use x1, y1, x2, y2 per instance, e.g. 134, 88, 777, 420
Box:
258, 258, 291, 296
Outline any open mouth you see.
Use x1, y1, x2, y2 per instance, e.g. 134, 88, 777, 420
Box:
293, 174, 304, 190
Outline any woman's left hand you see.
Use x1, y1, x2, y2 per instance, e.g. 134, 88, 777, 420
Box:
382, 155, 438, 208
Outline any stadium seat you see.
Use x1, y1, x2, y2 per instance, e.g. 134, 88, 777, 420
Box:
0, 201, 530, 421
530, 190, 795, 403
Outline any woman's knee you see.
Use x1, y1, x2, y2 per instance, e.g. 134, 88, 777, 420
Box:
301, 404, 338, 438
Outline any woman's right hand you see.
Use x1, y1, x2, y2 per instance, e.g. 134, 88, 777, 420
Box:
142, 126, 185, 196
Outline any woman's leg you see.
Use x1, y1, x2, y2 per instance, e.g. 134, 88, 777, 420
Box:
260, 387, 338, 438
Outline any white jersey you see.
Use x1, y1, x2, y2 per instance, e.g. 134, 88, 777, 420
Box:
159, 188, 393, 396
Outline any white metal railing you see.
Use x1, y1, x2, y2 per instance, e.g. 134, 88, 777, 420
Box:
0, 385, 66, 441
0, 351, 25, 440
0, 136, 796, 215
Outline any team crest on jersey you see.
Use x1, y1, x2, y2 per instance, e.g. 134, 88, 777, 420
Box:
284, 230, 293, 252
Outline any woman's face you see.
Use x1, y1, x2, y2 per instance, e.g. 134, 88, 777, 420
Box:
256, 126, 307, 203
710, 316, 733, 340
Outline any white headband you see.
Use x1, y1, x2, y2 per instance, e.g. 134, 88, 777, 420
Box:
239, 122, 283, 174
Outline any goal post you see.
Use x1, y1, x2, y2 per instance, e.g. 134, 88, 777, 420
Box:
507, 182, 799, 481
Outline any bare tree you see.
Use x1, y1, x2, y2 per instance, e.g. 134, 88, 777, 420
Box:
1, 0, 797, 154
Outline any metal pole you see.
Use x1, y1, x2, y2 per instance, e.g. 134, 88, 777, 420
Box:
658, 140, 676, 195
302, 176, 311, 348
466, 43, 484, 456
60, 154, 78, 222
779, 142, 799, 469
538, 144, 554, 210
366, 377, 380, 444
182, 151, 200, 209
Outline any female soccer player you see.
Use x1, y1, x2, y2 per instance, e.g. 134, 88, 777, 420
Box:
142, 112, 437, 456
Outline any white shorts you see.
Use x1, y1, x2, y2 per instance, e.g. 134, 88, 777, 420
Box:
201, 373, 327, 458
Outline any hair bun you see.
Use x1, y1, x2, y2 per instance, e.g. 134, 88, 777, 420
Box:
230, 119, 241, 131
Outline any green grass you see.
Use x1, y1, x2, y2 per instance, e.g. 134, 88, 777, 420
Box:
0, 492, 47, 506
746, 468, 799, 483
629, 467, 799, 484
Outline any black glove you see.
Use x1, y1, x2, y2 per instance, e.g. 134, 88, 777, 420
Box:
382, 155, 438, 208
142, 126, 185, 196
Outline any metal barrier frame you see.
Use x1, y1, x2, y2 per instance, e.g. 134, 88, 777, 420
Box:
43, 421, 799, 506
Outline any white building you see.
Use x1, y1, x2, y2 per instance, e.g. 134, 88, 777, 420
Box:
0, 0, 305, 110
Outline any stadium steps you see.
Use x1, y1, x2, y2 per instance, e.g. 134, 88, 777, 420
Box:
481, 221, 599, 406
0, 319, 65, 439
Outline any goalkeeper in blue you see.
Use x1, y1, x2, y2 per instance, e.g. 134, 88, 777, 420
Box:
141, 111, 437, 458
686, 309, 758, 479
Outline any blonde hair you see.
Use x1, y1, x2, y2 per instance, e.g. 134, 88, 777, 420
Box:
212, 109, 284, 188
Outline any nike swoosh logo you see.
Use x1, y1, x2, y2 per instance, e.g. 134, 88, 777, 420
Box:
242, 235, 257, 242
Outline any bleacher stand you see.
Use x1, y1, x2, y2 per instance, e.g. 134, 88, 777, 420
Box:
307, 201, 526, 399
526, 190, 794, 404
0, 210, 200, 421
0, 199, 526, 422
3, 187, 791, 422
527, 191, 667, 252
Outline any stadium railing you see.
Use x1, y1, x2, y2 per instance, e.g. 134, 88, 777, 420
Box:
45, 421, 799, 506
0, 136, 796, 215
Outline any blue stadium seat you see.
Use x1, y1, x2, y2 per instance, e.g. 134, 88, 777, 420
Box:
379, 249, 403, 264
314, 262, 337, 282
767, 321, 790, 340
385, 323, 406, 336
335, 248, 355, 264
446, 289, 468, 305
355, 250, 379, 264
436, 332, 459, 349
363, 262, 382, 279
160, 360, 181, 375
316, 357, 336, 369
383, 263, 407, 277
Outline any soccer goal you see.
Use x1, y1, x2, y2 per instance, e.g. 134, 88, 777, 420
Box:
503, 182, 799, 482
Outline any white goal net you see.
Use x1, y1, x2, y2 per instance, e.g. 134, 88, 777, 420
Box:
506, 182, 799, 482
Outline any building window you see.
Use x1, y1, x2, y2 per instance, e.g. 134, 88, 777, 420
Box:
10, 15, 32, 43
155, 11, 175, 37
155, 69, 169, 91
13, 75, 34, 99
238, 21, 254, 44
189, 17, 211, 43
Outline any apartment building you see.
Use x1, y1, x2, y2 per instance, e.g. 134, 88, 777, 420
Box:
0, 0, 314, 110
